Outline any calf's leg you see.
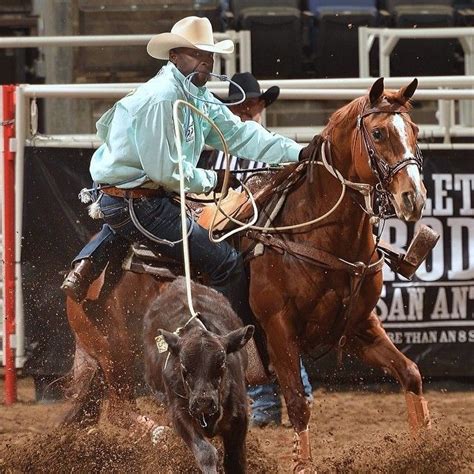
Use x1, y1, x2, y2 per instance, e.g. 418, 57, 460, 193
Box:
348, 312, 431, 434
222, 415, 247, 474
173, 413, 219, 474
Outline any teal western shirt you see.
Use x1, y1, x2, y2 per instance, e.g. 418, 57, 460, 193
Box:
90, 62, 302, 194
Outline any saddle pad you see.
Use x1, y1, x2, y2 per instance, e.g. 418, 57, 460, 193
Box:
196, 188, 250, 231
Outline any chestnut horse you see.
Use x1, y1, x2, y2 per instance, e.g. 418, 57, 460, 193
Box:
64, 78, 430, 471
246, 77, 429, 471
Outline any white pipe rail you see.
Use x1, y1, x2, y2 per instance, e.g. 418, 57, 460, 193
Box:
24, 76, 474, 92
0, 31, 241, 47
358, 27, 474, 127
212, 76, 474, 90
0, 31, 252, 78
26, 133, 474, 150
20, 84, 474, 101
358, 26, 474, 78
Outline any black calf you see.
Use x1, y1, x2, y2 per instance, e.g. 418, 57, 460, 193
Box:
143, 277, 254, 474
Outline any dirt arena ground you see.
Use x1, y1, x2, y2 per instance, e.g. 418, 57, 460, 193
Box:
1, 377, 473, 473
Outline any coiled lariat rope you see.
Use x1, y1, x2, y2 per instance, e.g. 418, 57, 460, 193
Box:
172, 73, 378, 318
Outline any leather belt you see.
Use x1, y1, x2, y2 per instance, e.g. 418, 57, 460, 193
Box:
101, 186, 168, 199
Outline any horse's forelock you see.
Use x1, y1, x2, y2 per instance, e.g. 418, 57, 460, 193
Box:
383, 89, 414, 109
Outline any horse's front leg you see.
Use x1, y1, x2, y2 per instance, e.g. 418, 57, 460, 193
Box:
348, 311, 431, 434
262, 305, 313, 473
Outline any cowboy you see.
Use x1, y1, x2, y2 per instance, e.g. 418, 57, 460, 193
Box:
200, 71, 314, 427
197, 71, 281, 179
61, 16, 311, 328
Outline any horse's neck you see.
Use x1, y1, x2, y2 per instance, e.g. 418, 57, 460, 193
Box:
283, 140, 376, 263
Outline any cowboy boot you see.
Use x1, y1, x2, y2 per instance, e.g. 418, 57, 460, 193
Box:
61, 259, 94, 303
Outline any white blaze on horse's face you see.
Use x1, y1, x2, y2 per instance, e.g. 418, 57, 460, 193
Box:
389, 114, 426, 222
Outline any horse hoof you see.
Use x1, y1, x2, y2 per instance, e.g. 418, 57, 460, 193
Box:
293, 461, 315, 474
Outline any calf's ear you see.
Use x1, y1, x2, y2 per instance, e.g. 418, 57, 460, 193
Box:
224, 325, 255, 354
159, 329, 180, 355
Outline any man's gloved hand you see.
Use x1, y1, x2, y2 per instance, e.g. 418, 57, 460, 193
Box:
214, 170, 240, 193
299, 134, 323, 161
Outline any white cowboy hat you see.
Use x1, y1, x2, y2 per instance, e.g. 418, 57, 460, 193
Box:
147, 16, 234, 60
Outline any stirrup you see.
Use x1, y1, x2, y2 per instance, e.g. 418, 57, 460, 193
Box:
60, 260, 93, 302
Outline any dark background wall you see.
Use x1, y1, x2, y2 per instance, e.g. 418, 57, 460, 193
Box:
20, 147, 474, 395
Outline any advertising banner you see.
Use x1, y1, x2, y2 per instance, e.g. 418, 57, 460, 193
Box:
21, 148, 474, 379
377, 151, 474, 377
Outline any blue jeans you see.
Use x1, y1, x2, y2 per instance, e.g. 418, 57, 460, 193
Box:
73, 223, 129, 268
248, 360, 312, 424
98, 193, 255, 325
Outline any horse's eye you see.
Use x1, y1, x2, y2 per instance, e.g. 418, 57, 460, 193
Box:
372, 129, 382, 140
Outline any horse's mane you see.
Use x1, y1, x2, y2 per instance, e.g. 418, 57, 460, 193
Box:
251, 162, 302, 206
324, 96, 366, 140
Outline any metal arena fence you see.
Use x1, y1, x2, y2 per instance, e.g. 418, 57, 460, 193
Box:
2, 28, 474, 404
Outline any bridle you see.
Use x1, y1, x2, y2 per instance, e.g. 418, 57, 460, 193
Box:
357, 103, 424, 190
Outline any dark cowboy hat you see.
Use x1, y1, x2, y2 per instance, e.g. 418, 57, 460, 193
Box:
223, 72, 279, 107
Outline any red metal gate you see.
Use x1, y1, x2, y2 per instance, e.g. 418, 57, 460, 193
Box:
1, 84, 17, 405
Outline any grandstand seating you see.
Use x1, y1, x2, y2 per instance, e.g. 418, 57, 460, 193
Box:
381, 1, 460, 76
57, 0, 474, 80
76, 0, 223, 82
308, 0, 379, 78
454, 0, 474, 26
230, 0, 302, 78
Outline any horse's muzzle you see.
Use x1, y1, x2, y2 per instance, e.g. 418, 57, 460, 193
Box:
392, 188, 426, 222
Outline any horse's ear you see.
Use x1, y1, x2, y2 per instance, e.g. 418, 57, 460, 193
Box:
223, 325, 255, 354
369, 77, 385, 106
159, 329, 180, 355
400, 78, 418, 103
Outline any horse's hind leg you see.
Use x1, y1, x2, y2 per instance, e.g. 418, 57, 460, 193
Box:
62, 343, 105, 427
67, 298, 137, 429
348, 312, 431, 434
